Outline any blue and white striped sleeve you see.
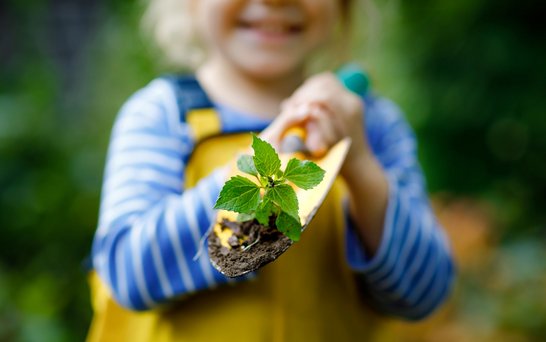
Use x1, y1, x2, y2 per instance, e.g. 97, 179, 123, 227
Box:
345, 97, 455, 320
92, 79, 242, 311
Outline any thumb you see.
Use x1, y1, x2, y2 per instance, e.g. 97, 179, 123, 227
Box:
260, 103, 312, 149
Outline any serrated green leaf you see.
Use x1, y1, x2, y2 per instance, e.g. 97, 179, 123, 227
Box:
284, 158, 326, 190
266, 184, 299, 222
237, 154, 258, 177
255, 199, 275, 226
258, 175, 268, 187
252, 134, 281, 177
276, 211, 302, 242
214, 176, 261, 214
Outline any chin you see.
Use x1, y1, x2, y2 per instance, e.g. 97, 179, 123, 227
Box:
237, 57, 304, 81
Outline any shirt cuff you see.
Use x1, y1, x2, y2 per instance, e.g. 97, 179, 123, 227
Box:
345, 173, 398, 273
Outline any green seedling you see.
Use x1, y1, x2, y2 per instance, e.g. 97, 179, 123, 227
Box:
214, 134, 325, 242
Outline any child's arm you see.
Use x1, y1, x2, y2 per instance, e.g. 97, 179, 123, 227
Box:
92, 79, 246, 311
344, 97, 455, 320
264, 73, 455, 320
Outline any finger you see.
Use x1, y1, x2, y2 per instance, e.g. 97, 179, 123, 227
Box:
290, 86, 327, 105
259, 103, 312, 147
280, 98, 293, 112
309, 105, 337, 147
290, 73, 339, 103
312, 103, 346, 139
305, 120, 328, 157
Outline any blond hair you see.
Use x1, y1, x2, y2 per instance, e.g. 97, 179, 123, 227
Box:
141, 0, 203, 69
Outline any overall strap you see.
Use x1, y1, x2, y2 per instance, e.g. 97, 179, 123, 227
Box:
163, 75, 222, 142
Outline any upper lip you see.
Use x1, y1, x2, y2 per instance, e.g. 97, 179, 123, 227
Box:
237, 18, 304, 32
237, 6, 305, 32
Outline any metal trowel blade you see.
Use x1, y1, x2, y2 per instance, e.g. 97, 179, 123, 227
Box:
208, 137, 351, 277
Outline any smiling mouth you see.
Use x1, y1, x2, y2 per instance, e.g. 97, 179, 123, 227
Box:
237, 19, 305, 35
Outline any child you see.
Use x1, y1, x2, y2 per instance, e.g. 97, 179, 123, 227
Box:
88, 0, 455, 341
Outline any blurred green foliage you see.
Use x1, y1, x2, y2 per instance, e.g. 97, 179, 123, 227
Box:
0, 0, 544, 341
1, 2, 158, 340
358, 0, 546, 237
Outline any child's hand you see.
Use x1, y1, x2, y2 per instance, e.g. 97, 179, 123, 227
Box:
261, 72, 370, 177
261, 72, 389, 256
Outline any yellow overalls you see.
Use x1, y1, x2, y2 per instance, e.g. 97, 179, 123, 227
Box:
87, 106, 379, 342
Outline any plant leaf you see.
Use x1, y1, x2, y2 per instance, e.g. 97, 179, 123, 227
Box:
255, 199, 274, 226
266, 184, 299, 222
276, 211, 302, 242
237, 154, 258, 177
284, 158, 326, 190
214, 176, 260, 214
252, 134, 281, 177
237, 213, 255, 222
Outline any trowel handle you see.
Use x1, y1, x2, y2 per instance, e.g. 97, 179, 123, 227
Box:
337, 63, 370, 96
280, 126, 308, 154
280, 64, 370, 153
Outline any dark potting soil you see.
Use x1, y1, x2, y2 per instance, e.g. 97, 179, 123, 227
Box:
208, 216, 293, 278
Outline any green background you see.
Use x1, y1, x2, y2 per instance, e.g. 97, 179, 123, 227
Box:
1, 0, 544, 340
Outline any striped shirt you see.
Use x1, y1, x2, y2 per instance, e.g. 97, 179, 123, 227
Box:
92, 77, 455, 319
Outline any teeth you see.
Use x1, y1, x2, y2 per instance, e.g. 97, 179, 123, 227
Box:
239, 20, 298, 34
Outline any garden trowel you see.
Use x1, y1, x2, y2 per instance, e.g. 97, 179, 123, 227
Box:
208, 65, 369, 277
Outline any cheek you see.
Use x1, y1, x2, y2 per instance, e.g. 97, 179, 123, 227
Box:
211, 0, 251, 36
196, 0, 244, 47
